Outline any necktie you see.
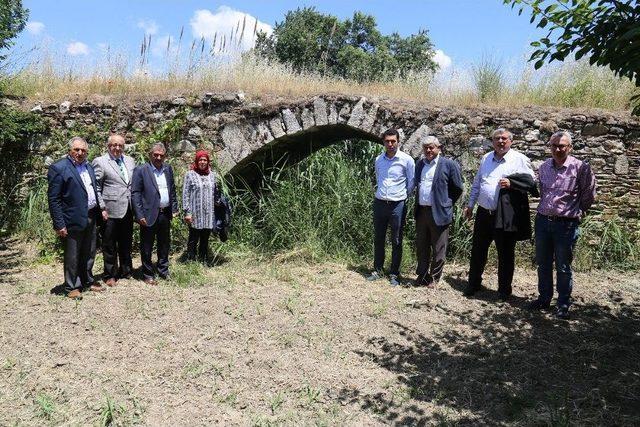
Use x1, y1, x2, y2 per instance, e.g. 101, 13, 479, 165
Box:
116, 158, 127, 182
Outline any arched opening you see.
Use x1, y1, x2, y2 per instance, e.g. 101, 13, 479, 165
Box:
225, 123, 381, 188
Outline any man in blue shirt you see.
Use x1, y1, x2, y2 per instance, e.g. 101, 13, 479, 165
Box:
368, 129, 415, 286
47, 137, 104, 299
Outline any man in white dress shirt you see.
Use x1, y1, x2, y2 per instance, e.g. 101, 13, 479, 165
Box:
463, 128, 534, 299
367, 128, 415, 287
131, 143, 179, 285
413, 136, 463, 288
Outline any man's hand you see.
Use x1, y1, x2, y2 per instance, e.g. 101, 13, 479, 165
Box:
463, 207, 474, 221
499, 178, 511, 189
102, 210, 109, 221
56, 227, 68, 238
139, 218, 147, 227
184, 215, 193, 225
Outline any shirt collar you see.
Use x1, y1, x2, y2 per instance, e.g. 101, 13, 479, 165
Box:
424, 154, 440, 165
492, 149, 512, 163
68, 155, 86, 167
552, 155, 576, 170
110, 153, 123, 162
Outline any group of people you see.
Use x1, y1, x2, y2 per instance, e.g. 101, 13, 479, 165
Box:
47, 127, 596, 320
47, 135, 222, 299
368, 127, 596, 320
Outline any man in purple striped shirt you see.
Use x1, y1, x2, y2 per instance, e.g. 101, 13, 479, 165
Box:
528, 131, 596, 319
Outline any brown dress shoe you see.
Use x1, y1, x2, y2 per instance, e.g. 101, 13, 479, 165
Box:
89, 284, 106, 292
144, 278, 158, 286
66, 289, 82, 299
105, 278, 117, 287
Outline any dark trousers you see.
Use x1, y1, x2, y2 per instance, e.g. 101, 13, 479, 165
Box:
373, 198, 407, 276
102, 207, 134, 279
535, 214, 579, 307
415, 206, 449, 284
63, 211, 97, 292
468, 207, 517, 295
140, 210, 171, 280
187, 227, 212, 262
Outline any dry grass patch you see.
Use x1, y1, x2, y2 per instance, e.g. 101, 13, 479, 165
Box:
0, 239, 639, 425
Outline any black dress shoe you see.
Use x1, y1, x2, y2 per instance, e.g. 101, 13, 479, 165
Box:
555, 305, 570, 320
527, 299, 551, 310
463, 285, 479, 297
498, 292, 511, 302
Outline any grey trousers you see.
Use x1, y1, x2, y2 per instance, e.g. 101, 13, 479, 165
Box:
63, 213, 97, 292
415, 205, 449, 284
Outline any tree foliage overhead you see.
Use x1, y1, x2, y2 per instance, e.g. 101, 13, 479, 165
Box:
504, 0, 640, 114
0, 0, 28, 61
255, 7, 438, 82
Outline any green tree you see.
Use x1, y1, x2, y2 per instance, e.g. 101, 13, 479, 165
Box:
504, 0, 640, 113
255, 7, 438, 82
0, 0, 28, 61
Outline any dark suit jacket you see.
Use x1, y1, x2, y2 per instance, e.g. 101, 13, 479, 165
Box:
414, 156, 464, 226
495, 173, 540, 241
131, 162, 178, 227
47, 156, 101, 231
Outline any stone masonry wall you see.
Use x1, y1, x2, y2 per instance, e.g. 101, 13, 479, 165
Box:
23, 93, 640, 221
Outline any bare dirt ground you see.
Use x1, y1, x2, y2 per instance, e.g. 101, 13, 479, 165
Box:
1, 238, 639, 426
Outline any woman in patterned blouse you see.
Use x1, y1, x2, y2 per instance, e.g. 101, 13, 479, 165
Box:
182, 150, 219, 262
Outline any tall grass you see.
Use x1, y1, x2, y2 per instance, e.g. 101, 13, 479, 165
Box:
2, 35, 637, 111
16, 140, 640, 271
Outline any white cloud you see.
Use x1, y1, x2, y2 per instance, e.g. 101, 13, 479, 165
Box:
433, 49, 452, 69
190, 6, 273, 52
137, 19, 159, 36
66, 41, 90, 56
151, 34, 175, 57
26, 21, 45, 35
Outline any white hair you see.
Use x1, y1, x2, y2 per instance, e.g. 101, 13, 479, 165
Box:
68, 136, 88, 149
421, 136, 441, 147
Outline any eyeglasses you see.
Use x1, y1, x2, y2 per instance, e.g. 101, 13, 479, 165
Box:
551, 144, 570, 150
493, 136, 510, 141
72, 148, 87, 152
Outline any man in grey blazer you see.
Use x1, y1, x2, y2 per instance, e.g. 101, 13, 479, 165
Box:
93, 134, 137, 287
414, 136, 464, 288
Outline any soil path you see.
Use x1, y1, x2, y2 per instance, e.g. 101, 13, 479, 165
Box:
1, 240, 639, 425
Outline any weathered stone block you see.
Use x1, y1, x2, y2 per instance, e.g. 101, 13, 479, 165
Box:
582, 123, 609, 136
301, 108, 315, 130
313, 97, 328, 126
615, 155, 629, 175
269, 117, 285, 138
282, 109, 302, 133
347, 98, 366, 128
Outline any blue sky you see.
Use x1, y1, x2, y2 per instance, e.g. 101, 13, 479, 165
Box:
16, 0, 547, 70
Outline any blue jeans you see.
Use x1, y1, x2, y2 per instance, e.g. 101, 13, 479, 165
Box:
535, 214, 580, 307
373, 198, 407, 276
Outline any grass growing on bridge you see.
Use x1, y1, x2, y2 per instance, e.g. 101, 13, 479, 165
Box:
3, 48, 637, 112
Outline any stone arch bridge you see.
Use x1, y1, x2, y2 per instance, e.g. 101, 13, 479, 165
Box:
28, 93, 640, 218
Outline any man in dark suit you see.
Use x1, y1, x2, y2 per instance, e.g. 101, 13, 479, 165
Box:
131, 142, 178, 285
93, 134, 137, 287
47, 136, 104, 299
414, 136, 464, 288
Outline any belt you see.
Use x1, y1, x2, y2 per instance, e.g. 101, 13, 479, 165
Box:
375, 198, 404, 204
478, 206, 496, 215
537, 213, 578, 222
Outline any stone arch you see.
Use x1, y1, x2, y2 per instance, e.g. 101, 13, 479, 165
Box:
217, 97, 433, 187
